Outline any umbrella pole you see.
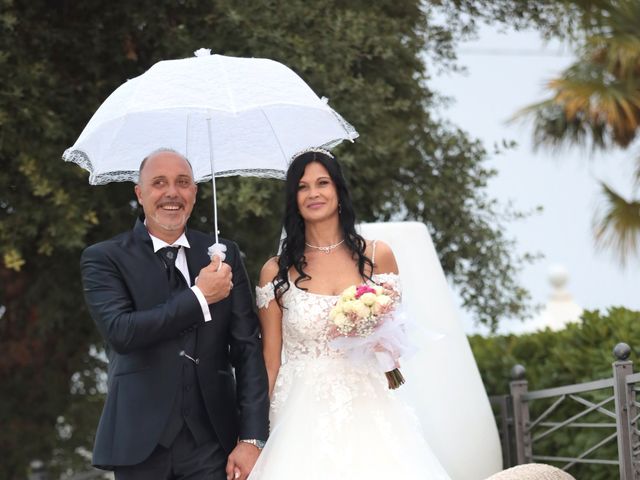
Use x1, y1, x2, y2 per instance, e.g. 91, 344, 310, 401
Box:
206, 115, 219, 245
204, 114, 227, 268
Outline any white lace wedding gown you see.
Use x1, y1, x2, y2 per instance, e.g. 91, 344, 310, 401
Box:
250, 273, 451, 479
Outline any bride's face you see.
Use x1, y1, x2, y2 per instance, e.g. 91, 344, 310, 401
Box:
297, 162, 339, 223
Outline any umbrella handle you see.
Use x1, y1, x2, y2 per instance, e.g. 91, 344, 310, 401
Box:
207, 243, 227, 270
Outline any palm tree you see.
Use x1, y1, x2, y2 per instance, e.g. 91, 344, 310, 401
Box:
517, 0, 640, 264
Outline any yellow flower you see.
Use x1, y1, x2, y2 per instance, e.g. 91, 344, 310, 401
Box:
4, 249, 25, 271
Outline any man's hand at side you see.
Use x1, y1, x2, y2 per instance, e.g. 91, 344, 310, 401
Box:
226, 442, 260, 480
195, 256, 233, 304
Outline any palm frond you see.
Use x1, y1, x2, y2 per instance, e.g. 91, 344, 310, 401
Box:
550, 72, 640, 130
593, 182, 640, 265
588, 34, 640, 78
512, 99, 608, 151
521, 63, 640, 149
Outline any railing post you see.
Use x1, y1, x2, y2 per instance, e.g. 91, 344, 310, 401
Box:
613, 342, 639, 480
510, 364, 532, 464
499, 394, 515, 468
490, 395, 515, 468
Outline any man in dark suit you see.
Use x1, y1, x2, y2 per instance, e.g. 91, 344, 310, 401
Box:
81, 149, 269, 480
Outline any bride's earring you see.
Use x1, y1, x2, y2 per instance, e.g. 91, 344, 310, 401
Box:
338, 203, 342, 214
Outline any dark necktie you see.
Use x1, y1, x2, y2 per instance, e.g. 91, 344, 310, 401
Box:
158, 246, 187, 291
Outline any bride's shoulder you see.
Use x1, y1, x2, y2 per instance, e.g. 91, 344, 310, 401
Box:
364, 239, 398, 276
258, 256, 280, 286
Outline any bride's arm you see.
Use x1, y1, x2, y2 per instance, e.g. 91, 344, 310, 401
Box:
257, 257, 283, 398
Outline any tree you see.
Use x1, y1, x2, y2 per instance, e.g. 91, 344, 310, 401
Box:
516, 0, 640, 264
0, 0, 569, 476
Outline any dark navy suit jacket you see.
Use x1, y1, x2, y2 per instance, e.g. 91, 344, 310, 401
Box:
80, 219, 269, 468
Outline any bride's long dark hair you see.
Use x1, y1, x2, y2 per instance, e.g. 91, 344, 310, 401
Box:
274, 150, 373, 304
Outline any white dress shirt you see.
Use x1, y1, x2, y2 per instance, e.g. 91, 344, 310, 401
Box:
148, 231, 212, 322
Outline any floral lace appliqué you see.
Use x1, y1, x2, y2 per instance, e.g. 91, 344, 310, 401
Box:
255, 282, 276, 309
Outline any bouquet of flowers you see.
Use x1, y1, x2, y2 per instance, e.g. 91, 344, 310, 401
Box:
327, 282, 412, 389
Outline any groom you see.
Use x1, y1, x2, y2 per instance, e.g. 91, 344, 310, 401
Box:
81, 149, 269, 480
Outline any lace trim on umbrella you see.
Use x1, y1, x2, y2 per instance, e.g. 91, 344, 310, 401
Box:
326, 109, 359, 144
63, 149, 288, 185
63, 148, 139, 185
198, 169, 286, 182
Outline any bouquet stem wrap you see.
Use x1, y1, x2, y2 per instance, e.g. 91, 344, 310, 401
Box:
385, 369, 405, 389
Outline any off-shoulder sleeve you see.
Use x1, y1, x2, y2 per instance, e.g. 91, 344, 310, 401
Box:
255, 282, 276, 309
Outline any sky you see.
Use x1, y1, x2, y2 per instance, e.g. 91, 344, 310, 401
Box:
431, 25, 640, 335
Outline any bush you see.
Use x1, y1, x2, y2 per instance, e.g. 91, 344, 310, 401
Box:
469, 308, 640, 480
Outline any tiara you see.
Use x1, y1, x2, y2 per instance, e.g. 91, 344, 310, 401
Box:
291, 147, 335, 160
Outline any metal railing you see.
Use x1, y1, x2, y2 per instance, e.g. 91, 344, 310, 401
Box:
490, 342, 640, 479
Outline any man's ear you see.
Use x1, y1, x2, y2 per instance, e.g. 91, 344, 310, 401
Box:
134, 184, 143, 205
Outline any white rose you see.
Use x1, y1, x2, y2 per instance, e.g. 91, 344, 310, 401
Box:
341, 300, 356, 314
354, 302, 371, 319
343, 285, 357, 300
333, 312, 348, 328
359, 292, 377, 306
377, 295, 391, 307
371, 302, 383, 315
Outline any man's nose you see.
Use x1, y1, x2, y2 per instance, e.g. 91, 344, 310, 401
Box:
165, 182, 179, 196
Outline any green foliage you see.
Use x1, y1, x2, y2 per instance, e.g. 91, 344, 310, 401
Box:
0, 0, 576, 476
470, 308, 640, 479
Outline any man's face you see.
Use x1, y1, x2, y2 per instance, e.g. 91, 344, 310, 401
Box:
134, 151, 197, 238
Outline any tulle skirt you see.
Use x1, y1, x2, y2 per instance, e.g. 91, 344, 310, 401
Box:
249, 357, 451, 479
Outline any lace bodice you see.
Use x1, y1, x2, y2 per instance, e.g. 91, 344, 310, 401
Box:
255, 273, 400, 362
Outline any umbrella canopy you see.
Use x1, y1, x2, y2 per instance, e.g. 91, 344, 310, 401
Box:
63, 49, 358, 185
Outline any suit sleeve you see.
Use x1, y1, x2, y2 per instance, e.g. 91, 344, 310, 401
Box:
227, 242, 270, 440
81, 244, 204, 354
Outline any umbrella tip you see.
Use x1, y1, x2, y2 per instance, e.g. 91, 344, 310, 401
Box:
194, 48, 212, 58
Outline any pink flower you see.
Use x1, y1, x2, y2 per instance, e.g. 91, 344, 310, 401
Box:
355, 285, 377, 299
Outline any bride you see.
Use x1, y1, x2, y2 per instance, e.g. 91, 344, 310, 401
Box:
250, 149, 450, 479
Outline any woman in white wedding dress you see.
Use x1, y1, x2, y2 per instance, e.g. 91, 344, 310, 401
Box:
250, 149, 450, 479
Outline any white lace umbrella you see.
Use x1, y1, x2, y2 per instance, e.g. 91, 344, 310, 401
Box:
63, 49, 358, 245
